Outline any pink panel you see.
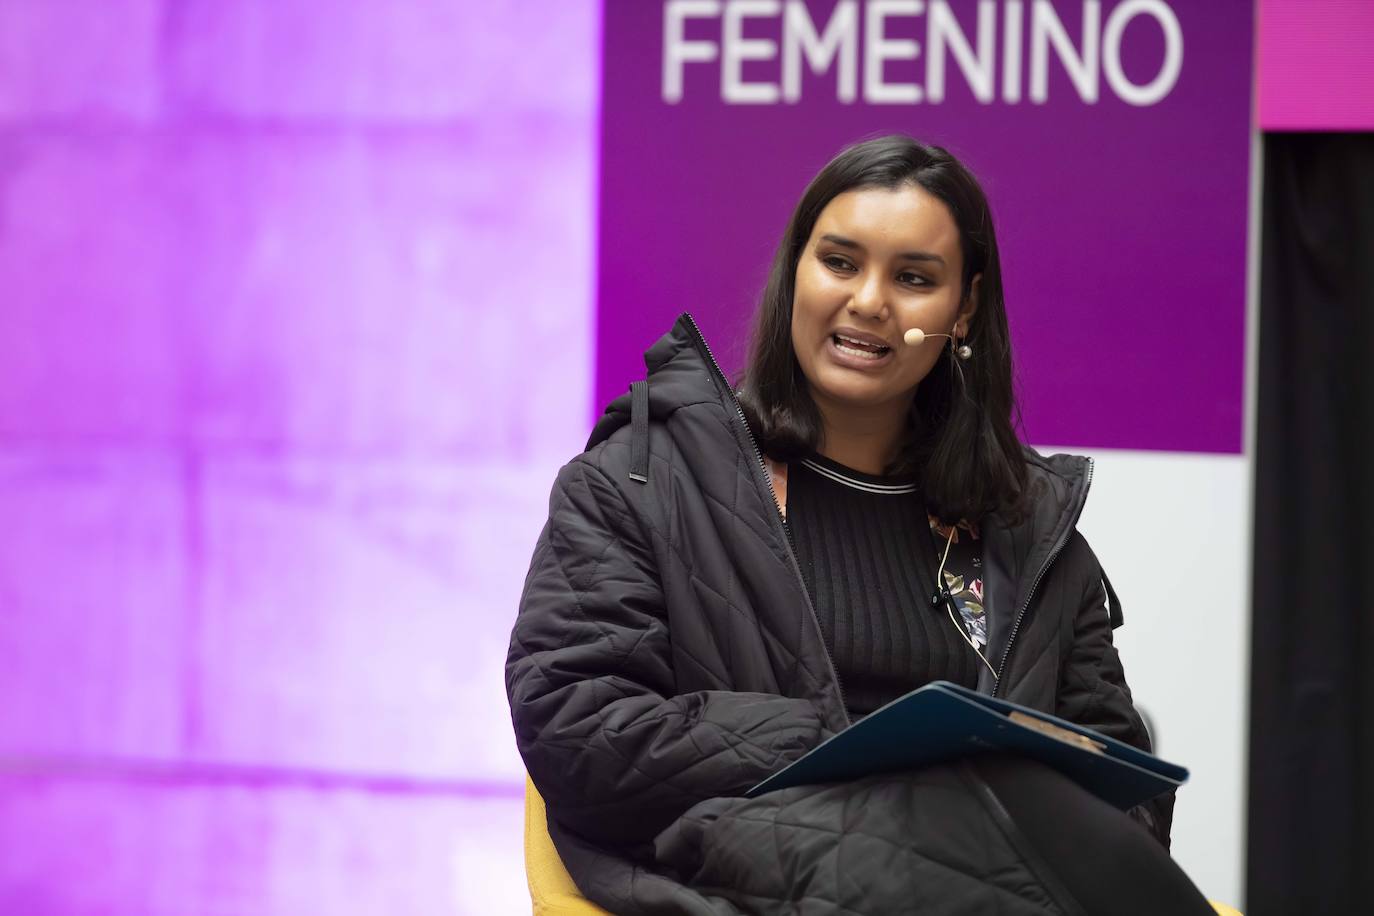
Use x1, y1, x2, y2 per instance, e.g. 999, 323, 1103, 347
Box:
0, 772, 527, 915
0, 0, 599, 908
0, 136, 186, 442
0, 449, 187, 759
0, 126, 594, 459
1259, 0, 1374, 130
171, 126, 593, 461
165, 0, 596, 119
191, 456, 544, 779
0, 0, 161, 120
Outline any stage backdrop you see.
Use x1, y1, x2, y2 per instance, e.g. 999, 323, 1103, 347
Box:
597, 0, 1249, 453
596, 0, 1254, 905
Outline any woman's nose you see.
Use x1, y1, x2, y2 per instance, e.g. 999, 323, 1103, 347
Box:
848, 274, 888, 319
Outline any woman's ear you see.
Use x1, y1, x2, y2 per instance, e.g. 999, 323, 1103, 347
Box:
958, 273, 982, 334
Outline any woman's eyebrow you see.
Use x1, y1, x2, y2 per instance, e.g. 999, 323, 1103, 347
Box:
818, 232, 862, 250
819, 233, 946, 266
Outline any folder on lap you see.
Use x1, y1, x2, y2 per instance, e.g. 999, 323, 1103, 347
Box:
746, 680, 1188, 810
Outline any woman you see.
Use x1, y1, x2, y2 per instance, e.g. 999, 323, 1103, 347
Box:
507, 136, 1214, 914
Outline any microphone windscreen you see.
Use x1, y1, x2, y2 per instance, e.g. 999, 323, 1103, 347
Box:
903, 328, 925, 346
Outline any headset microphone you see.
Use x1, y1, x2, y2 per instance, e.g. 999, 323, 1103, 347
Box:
904, 327, 973, 360
903, 328, 953, 347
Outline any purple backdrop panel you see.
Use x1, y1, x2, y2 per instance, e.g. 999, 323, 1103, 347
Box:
596, 0, 1252, 453
0, 0, 596, 910
0, 0, 161, 120
191, 456, 536, 780
167, 125, 591, 462
165, 0, 595, 120
1258, 0, 1374, 131
0, 449, 188, 759
0, 134, 186, 442
0, 772, 526, 914
0, 93, 592, 461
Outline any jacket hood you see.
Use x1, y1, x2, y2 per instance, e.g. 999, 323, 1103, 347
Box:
586, 312, 721, 451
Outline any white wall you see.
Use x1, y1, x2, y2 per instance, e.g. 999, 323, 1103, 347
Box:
1041, 445, 1250, 906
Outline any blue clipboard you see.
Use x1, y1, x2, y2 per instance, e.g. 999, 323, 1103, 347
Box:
746, 680, 1188, 810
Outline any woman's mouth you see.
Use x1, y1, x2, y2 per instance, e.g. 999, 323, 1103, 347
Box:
831, 333, 891, 360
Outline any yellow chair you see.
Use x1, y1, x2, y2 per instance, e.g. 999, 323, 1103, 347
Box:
525, 775, 612, 915
523, 775, 1241, 915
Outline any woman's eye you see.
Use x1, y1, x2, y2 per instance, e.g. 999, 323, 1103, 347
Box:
898, 272, 931, 287
822, 255, 855, 272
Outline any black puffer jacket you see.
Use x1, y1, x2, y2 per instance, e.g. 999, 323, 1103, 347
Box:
507, 313, 1172, 914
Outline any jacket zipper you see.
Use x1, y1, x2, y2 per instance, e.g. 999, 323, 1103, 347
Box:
991, 457, 1094, 698
682, 314, 852, 726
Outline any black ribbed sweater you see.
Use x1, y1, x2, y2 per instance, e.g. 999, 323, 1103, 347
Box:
785, 452, 981, 717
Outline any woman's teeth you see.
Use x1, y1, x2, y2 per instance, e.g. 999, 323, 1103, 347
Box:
833, 334, 890, 359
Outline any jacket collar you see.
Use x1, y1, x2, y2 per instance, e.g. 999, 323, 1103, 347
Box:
976, 450, 1093, 693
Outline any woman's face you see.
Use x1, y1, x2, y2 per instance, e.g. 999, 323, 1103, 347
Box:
791, 184, 980, 417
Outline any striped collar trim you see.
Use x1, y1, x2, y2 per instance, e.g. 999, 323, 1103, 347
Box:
798, 457, 920, 494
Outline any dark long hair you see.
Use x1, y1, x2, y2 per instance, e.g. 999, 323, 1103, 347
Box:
735, 135, 1026, 525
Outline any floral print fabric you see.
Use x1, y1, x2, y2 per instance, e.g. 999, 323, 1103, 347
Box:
929, 516, 986, 651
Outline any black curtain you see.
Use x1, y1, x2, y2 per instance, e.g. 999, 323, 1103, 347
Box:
1249, 132, 1374, 914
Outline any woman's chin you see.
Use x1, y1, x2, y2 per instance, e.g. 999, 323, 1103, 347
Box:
812, 373, 903, 410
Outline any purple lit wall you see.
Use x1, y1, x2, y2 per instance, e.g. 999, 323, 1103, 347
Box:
0, 2, 598, 912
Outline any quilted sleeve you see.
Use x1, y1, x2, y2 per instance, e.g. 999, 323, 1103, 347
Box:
506, 453, 830, 848
1054, 533, 1176, 850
